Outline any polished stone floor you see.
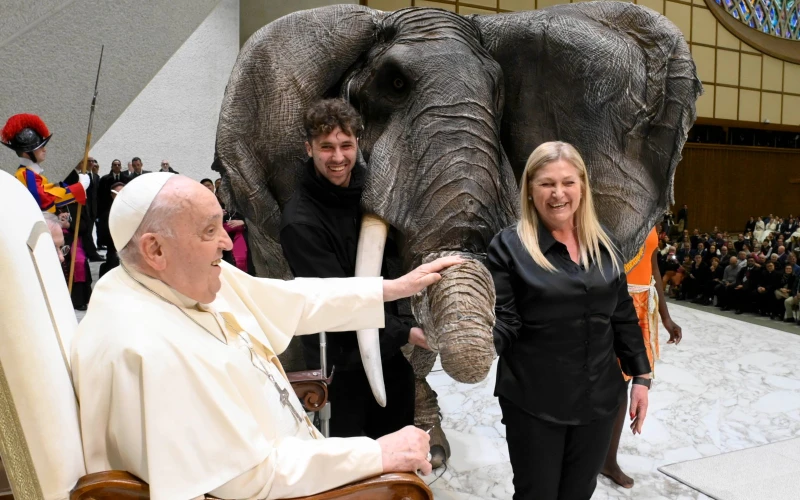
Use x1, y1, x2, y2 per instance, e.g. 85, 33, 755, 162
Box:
423, 303, 800, 499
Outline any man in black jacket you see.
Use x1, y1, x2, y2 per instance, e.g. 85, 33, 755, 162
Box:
64, 158, 104, 262
280, 99, 425, 439
733, 256, 761, 314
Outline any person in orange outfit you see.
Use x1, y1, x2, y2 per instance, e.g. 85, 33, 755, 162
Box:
2, 113, 88, 212
601, 225, 683, 488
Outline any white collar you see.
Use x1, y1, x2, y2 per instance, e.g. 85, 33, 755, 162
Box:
124, 264, 205, 309
18, 157, 43, 175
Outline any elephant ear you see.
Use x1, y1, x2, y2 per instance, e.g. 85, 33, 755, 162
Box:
215, 5, 383, 278
472, 3, 702, 261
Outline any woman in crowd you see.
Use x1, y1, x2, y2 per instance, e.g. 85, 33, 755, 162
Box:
754, 218, 767, 243
767, 217, 779, 238
703, 257, 723, 305
56, 208, 92, 310
682, 254, 708, 302
488, 141, 650, 500
704, 243, 720, 264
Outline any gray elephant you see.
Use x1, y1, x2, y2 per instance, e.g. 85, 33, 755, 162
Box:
214, 2, 701, 465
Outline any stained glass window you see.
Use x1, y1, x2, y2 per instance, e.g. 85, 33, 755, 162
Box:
715, 0, 800, 39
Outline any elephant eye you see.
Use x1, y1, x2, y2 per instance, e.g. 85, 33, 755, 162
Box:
393, 77, 404, 90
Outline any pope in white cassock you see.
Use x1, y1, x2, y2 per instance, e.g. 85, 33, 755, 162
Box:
71, 173, 460, 500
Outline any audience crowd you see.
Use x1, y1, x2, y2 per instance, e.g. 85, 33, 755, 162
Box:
50, 157, 252, 310
659, 213, 800, 324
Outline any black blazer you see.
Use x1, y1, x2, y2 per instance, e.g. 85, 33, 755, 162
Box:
487, 226, 650, 425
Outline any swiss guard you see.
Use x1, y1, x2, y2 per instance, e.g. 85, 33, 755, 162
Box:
2, 113, 89, 212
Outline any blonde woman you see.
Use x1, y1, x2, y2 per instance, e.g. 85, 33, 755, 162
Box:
487, 142, 651, 500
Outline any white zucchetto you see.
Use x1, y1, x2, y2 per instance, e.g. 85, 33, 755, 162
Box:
109, 172, 174, 250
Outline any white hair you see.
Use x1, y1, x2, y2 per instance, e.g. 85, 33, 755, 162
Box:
118, 192, 180, 269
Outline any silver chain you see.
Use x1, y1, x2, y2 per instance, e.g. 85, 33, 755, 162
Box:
121, 265, 318, 436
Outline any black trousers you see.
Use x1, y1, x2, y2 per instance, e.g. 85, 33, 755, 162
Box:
500, 397, 617, 500
328, 353, 415, 439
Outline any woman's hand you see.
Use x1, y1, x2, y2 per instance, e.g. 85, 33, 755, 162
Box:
629, 384, 649, 435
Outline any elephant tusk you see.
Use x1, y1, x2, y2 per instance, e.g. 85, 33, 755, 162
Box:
354, 214, 389, 407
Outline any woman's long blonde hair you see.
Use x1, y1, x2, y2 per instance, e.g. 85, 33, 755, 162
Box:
517, 141, 620, 274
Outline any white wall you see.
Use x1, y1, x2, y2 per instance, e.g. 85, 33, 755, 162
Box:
90, 0, 240, 181
0, 0, 220, 180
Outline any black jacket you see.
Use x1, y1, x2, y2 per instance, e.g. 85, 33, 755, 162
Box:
736, 265, 761, 290
487, 226, 650, 425
280, 160, 411, 371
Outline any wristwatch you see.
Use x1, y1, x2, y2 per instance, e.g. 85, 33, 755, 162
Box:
632, 377, 652, 389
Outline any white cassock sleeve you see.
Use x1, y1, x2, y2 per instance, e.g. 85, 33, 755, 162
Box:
208, 436, 383, 499
219, 262, 386, 355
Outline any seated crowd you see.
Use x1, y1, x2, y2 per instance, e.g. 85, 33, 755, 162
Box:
659, 215, 800, 322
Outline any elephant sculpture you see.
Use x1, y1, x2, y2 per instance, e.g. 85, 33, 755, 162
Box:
214, 2, 701, 464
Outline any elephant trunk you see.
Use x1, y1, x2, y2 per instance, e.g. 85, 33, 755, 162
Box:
354, 214, 389, 407
411, 251, 496, 384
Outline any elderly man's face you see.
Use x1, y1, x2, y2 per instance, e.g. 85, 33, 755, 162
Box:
157, 178, 233, 303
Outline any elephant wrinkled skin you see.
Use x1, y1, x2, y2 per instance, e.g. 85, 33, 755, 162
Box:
214, 3, 700, 403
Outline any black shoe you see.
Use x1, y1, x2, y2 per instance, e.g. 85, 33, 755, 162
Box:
75, 304, 87, 311
97, 245, 107, 250
88, 254, 106, 262
784, 317, 795, 323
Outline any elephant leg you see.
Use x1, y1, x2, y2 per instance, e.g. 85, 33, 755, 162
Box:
414, 376, 450, 469
408, 347, 450, 469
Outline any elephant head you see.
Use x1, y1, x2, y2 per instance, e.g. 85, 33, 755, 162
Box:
215, 3, 700, 401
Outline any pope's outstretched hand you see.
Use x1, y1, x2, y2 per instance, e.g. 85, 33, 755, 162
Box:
382, 256, 464, 302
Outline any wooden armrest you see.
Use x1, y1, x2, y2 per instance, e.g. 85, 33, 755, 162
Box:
70, 471, 431, 500
286, 368, 334, 385
288, 368, 334, 412
70, 471, 149, 500
285, 472, 432, 500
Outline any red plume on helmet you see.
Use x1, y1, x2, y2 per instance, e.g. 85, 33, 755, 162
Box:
1, 114, 52, 153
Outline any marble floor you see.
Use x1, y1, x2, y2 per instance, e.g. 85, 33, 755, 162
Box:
422, 304, 800, 499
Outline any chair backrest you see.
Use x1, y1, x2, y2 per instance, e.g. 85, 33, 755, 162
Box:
0, 171, 87, 499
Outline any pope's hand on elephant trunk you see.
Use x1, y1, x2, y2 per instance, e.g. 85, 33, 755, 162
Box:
408, 327, 430, 350
411, 252, 496, 384
382, 256, 464, 302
